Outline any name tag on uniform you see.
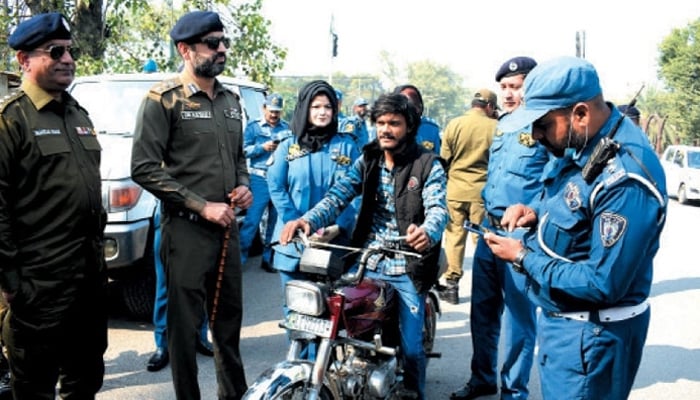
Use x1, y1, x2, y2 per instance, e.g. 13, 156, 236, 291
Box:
33, 129, 61, 136
181, 110, 212, 120
224, 108, 241, 120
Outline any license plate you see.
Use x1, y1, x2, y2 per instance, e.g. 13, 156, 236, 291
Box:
285, 312, 333, 338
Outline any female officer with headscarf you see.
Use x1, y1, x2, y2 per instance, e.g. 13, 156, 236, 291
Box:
267, 80, 360, 338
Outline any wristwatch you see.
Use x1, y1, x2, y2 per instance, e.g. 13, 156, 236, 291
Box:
512, 248, 529, 274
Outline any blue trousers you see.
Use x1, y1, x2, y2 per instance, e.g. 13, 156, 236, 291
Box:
152, 207, 208, 349
364, 269, 426, 400
538, 308, 650, 400
469, 230, 537, 399
239, 175, 276, 265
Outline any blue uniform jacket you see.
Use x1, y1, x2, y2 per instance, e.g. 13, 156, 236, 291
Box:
521, 107, 667, 312
243, 118, 291, 170
338, 115, 368, 149
416, 116, 441, 154
267, 133, 360, 270
482, 124, 550, 218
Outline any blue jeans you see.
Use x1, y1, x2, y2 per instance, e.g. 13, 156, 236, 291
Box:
364, 269, 426, 400
469, 226, 536, 399
152, 207, 208, 349
239, 175, 276, 265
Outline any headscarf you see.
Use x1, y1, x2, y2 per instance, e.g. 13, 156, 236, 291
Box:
290, 80, 339, 152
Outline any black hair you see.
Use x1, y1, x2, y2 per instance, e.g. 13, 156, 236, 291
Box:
370, 93, 420, 138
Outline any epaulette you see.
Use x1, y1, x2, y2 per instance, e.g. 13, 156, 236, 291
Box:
149, 77, 181, 96
599, 157, 628, 189
0, 90, 25, 113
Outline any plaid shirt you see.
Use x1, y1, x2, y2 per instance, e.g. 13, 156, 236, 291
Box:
304, 155, 447, 275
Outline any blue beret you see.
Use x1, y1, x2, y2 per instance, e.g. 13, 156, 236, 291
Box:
170, 11, 224, 43
499, 56, 602, 133
334, 89, 343, 101
495, 56, 537, 82
8, 12, 71, 51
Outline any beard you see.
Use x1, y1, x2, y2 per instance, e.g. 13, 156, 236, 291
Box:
194, 52, 226, 78
539, 120, 589, 158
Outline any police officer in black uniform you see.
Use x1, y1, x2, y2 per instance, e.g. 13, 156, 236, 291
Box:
0, 12, 108, 398
131, 10, 252, 400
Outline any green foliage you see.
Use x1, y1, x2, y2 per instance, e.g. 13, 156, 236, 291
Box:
1, 0, 286, 86
657, 18, 700, 146
405, 60, 466, 128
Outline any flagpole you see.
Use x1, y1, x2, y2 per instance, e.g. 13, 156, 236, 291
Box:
329, 13, 336, 84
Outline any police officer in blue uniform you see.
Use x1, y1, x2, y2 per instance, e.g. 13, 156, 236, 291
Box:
485, 56, 667, 400
393, 84, 441, 154
267, 81, 359, 351
451, 56, 546, 400
339, 97, 369, 148
239, 93, 291, 272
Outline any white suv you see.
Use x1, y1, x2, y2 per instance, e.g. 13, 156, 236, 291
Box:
69, 73, 267, 317
660, 145, 700, 205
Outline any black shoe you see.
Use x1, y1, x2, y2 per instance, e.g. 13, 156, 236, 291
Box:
146, 347, 169, 372
437, 280, 459, 305
450, 383, 497, 400
260, 260, 276, 273
0, 371, 11, 399
196, 339, 214, 357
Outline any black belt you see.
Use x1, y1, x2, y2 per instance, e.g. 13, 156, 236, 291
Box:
486, 213, 503, 230
164, 205, 203, 224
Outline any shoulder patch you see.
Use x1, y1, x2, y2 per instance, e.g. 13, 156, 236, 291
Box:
149, 78, 181, 95
599, 212, 627, 247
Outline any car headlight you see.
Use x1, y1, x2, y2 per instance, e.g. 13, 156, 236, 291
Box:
285, 280, 327, 316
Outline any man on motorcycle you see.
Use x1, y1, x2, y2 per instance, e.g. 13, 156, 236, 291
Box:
280, 93, 448, 400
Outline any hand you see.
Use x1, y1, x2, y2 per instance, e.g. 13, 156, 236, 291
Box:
229, 185, 253, 210
263, 140, 279, 152
501, 204, 537, 231
309, 224, 340, 243
200, 202, 236, 228
405, 224, 430, 252
280, 219, 311, 245
483, 232, 523, 263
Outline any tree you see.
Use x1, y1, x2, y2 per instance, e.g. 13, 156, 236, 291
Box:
405, 60, 466, 128
657, 18, 700, 145
0, 0, 286, 87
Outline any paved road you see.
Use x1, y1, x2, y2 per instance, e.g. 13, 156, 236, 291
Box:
97, 200, 700, 399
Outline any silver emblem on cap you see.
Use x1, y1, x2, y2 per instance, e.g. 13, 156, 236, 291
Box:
509, 61, 518, 72
61, 17, 71, 33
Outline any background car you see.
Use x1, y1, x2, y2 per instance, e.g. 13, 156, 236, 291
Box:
660, 144, 700, 205
69, 73, 267, 319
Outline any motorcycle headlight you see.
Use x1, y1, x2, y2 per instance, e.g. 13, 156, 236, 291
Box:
285, 280, 326, 316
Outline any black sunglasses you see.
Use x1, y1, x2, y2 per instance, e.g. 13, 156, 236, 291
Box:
35, 45, 80, 60
199, 36, 231, 50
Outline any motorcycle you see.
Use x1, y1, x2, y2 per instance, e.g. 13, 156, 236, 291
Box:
243, 232, 441, 400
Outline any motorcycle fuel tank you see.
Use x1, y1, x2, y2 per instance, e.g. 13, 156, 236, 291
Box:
338, 278, 397, 337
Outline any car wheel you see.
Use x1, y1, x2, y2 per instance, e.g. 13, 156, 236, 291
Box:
678, 184, 689, 205
121, 271, 155, 321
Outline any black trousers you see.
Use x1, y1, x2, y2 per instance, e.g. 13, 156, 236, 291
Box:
161, 213, 247, 400
2, 278, 108, 399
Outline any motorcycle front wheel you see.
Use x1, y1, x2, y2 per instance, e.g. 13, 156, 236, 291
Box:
272, 382, 334, 400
